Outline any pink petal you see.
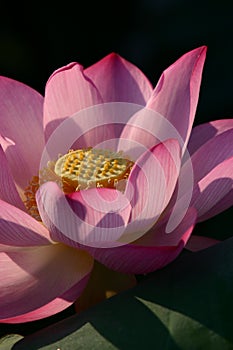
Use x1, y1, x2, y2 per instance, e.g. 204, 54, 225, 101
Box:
0, 244, 93, 320
85, 53, 153, 104
0, 77, 44, 190
43, 63, 103, 141
0, 199, 52, 249
191, 156, 233, 221
120, 139, 181, 243
188, 119, 233, 156
86, 207, 196, 274
146, 46, 207, 151
41, 103, 124, 163
134, 207, 197, 246
0, 146, 25, 210
36, 182, 131, 248
118, 107, 183, 159
177, 127, 233, 222
187, 128, 233, 184
185, 235, 219, 252
1, 275, 89, 323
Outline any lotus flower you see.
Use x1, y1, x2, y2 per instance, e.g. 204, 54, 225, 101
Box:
1, 46, 233, 324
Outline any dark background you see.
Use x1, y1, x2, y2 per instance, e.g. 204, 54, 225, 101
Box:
0, 0, 232, 336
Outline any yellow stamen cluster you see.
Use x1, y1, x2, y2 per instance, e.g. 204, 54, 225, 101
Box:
24, 176, 41, 221
23, 160, 60, 221
54, 148, 134, 193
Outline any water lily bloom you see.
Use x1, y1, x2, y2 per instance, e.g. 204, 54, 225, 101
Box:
1, 46, 233, 323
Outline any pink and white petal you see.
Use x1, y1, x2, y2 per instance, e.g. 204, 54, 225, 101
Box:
85, 53, 153, 104
36, 182, 131, 248
0, 244, 93, 320
187, 119, 233, 156
183, 128, 233, 184
133, 207, 197, 247
118, 107, 183, 159
146, 46, 207, 151
41, 103, 124, 161
1, 274, 90, 323
43, 63, 103, 141
0, 146, 25, 210
86, 207, 196, 274
185, 235, 219, 252
0, 199, 52, 248
191, 156, 233, 221
120, 139, 181, 243
0, 77, 44, 190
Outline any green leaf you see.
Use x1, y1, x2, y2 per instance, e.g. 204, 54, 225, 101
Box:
14, 237, 233, 350
0, 334, 23, 350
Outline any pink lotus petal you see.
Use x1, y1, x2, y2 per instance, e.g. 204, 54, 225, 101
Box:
37, 182, 131, 248
0, 146, 25, 210
0, 199, 52, 249
191, 156, 233, 221
134, 207, 197, 247
183, 128, 233, 184
0, 77, 44, 190
86, 207, 196, 274
147, 46, 207, 151
43, 63, 103, 141
41, 103, 124, 163
85, 53, 153, 104
120, 139, 181, 243
188, 119, 233, 156
1, 274, 90, 323
185, 235, 219, 252
0, 244, 93, 320
118, 106, 185, 159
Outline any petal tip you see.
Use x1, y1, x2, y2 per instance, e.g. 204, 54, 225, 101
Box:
46, 62, 84, 85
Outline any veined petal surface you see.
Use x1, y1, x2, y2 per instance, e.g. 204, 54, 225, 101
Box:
85, 53, 153, 104
147, 46, 207, 151
43, 63, 103, 140
0, 244, 93, 320
0, 77, 44, 190
37, 182, 131, 248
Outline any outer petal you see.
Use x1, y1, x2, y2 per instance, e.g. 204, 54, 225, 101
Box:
185, 235, 219, 252
85, 53, 153, 104
187, 119, 233, 156
0, 199, 52, 250
85, 208, 196, 274
176, 127, 233, 222
185, 128, 233, 183
0, 146, 25, 210
43, 63, 103, 141
120, 139, 181, 243
191, 156, 233, 221
0, 77, 44, 190
0, 244, 93, 320
146, 46, 207, 151
1, 276, 89, 323
36, 182, 131, 248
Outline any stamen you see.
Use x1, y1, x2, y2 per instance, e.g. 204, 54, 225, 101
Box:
24, 176, 41, 221
23, 160, 61, 221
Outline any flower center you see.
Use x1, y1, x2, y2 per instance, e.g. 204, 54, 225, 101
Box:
54, 148, 134, 193
24, 148, 134, 220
